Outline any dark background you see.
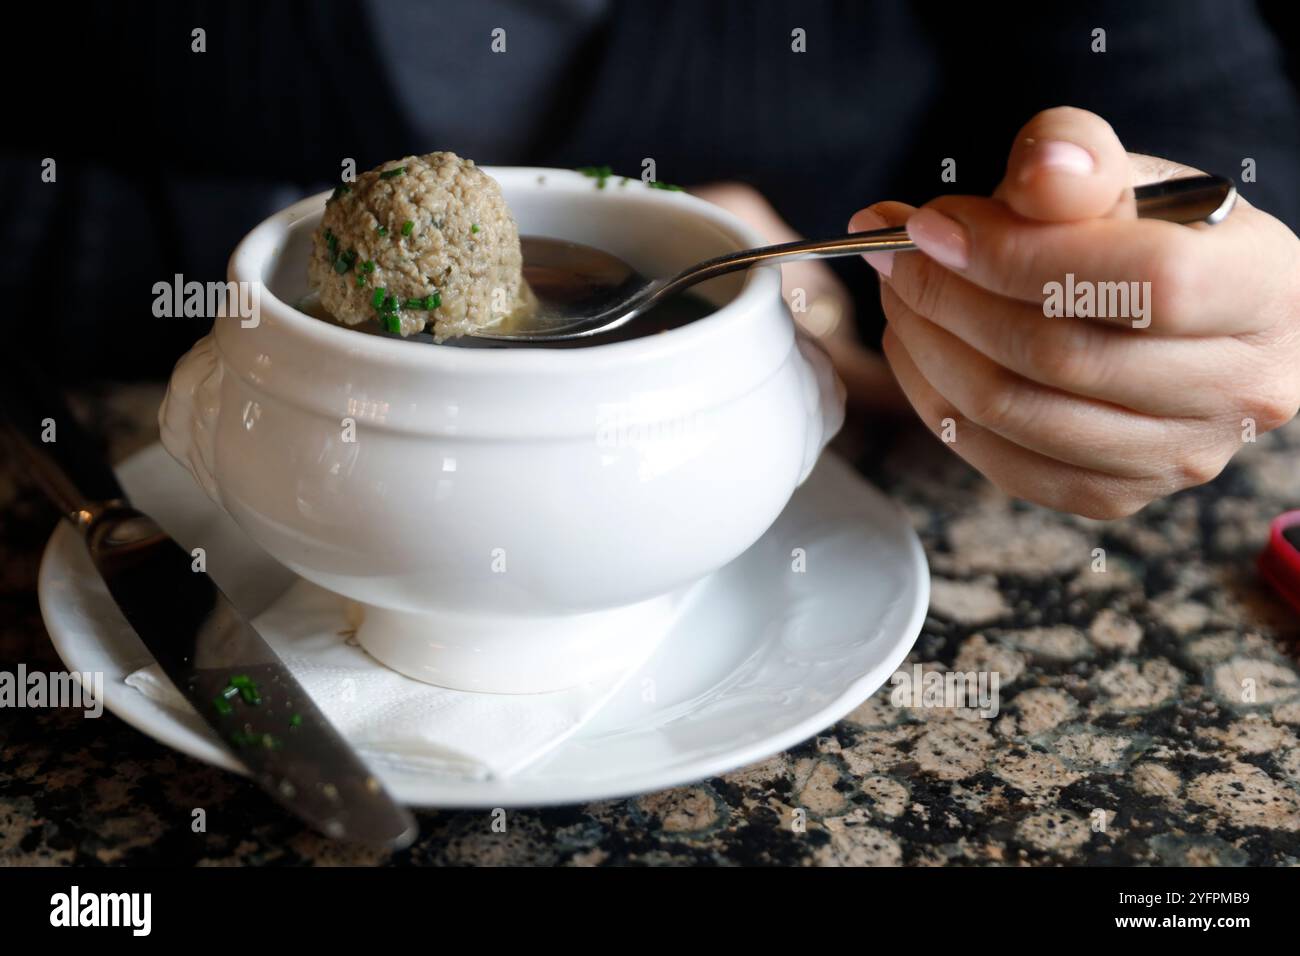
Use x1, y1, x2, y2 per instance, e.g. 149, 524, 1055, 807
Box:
2, 0, 1298, 381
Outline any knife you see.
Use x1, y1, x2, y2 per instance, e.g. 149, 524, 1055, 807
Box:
1, 357, 416, 849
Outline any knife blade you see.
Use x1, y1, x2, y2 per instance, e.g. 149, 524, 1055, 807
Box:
2, 357, 416, 849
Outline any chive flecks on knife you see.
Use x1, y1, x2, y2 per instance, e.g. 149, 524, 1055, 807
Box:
216, 675, 262, 708
229, 730, 282, 750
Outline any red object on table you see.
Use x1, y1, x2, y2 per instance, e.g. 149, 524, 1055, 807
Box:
1259, 510, 1300, 615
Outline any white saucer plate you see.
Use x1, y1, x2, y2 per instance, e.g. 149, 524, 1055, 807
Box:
39, 444, 928, 808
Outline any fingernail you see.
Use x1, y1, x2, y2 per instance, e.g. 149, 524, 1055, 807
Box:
849, 208, 894, 277
906, 208, 969, 270
1020, 139, 1095, 180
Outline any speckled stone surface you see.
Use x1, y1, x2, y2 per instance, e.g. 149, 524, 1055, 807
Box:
3, 383, 1299, 866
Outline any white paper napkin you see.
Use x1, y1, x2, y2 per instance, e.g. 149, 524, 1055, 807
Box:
125, 579, 676, 780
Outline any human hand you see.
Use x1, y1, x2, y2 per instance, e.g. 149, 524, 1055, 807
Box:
851, 107, 1300, 518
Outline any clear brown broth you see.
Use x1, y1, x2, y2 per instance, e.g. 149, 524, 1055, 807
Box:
295, 291, 716, 349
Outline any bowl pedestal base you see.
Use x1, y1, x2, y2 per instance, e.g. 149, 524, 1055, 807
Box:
353, 591, 690, 694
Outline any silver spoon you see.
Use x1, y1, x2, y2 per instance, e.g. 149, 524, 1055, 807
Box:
444, 174, 1236, 346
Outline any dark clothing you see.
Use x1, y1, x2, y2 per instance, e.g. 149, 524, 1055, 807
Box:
3, 0, 1298, 378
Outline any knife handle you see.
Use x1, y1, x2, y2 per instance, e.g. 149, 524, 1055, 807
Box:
0, 354, 126, 517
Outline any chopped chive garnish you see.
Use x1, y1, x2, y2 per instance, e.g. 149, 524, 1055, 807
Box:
332, 248, 358, 274
328, 184, 351, 203
471, 223, 480, 234
379, 166, 407, 179
401, 220, 414, 237
355, 273, 367, 287
289, 714, 303, 728
577, 164, 613, 189
225, 674, 261, 705
648, 180, 684, 191
370, 277, 409, 331
361, 260, 375, 273
400, 292, 440, 310
213, 695, 233, 716
376, 225, 388, 237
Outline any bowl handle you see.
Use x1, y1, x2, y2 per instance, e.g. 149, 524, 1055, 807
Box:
158, 334, 225, 507
794, 333, 846, 485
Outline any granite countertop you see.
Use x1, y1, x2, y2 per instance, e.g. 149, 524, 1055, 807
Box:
2, 382, 1299, 866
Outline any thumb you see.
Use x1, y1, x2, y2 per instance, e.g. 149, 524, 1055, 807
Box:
994, 106, 1133, 222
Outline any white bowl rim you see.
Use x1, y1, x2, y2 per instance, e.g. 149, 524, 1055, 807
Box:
226, 166, 786, 373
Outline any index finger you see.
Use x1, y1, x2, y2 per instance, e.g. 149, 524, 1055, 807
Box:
904, 194, 1289, 336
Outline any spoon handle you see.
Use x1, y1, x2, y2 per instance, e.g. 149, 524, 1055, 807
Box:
665, 173, 1236, 293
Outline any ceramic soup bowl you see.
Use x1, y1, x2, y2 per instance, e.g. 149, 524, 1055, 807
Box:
160, 168, 844, 693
